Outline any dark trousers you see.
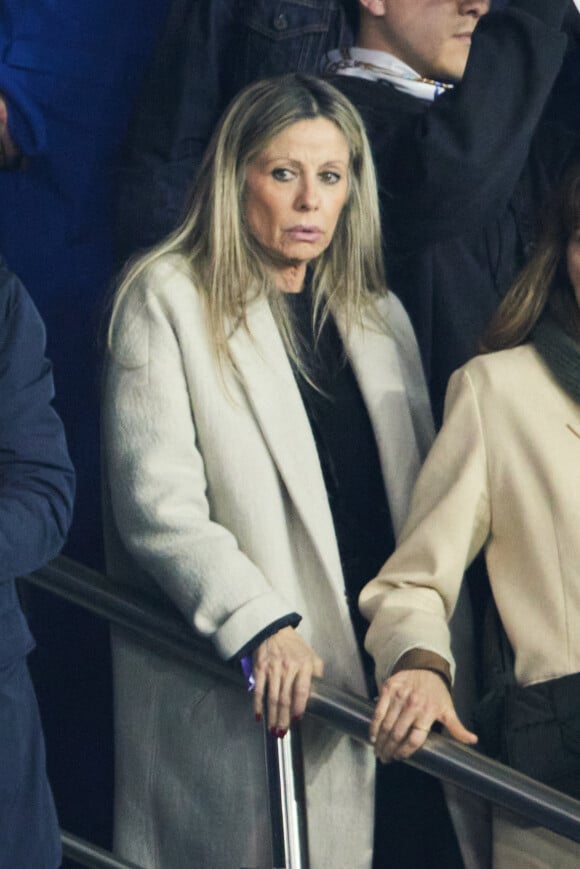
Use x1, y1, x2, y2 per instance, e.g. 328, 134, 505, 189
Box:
373, 761, 465, 869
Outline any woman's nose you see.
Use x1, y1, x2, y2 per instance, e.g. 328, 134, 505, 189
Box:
296, 177, 319, 211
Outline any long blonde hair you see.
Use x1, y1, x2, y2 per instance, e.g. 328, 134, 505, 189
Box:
111, 74, 386, 373
482, 162, 580, 352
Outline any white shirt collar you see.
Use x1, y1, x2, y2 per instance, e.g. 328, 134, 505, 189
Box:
323, 47, 453, 102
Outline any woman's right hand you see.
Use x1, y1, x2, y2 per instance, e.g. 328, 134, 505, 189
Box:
370, 669, 477, 762
252, 627, 324, 734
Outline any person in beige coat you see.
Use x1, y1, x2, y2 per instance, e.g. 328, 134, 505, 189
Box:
360, 163, 580, 869
102, 74, 435, 869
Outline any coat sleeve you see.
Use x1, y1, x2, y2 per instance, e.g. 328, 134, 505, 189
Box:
103, 279, 299, 660
0, 262, 75, 580
359, 364, 491, 686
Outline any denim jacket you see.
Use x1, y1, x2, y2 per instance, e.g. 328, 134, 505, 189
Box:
116, 0, 352, 262
234, 0, 350, 84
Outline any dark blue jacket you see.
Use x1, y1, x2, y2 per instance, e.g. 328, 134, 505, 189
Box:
0, 258, 75, 868
0, 259, 74, 664
0, 0, 168, 565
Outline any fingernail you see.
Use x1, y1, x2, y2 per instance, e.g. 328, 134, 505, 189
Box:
269, 726, 277, 736
277, 729, 288, 739
291, 715, 302, 724
255, 712, 262, 723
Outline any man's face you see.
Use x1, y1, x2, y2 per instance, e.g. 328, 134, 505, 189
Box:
373, 0, 491, 83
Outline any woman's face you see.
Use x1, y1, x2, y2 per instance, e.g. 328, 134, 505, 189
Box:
566, 227, 580, 308
244, 117, 350, 293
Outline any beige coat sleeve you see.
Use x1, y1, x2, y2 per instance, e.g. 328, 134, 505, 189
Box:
359, 364, 492, 686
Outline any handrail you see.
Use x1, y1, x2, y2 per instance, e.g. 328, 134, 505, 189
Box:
22, 555, 580, 847
306, 681, 580, 844
61, 831, 143, 869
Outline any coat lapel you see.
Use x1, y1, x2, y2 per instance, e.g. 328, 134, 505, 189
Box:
227, 298, 344, 591
335, 300, 427, 538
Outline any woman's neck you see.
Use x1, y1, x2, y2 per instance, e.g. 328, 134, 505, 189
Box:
273, 263, 307, 294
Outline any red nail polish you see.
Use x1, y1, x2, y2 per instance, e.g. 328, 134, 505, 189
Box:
277, 728, 288, 739
255, 712, 262, 723
269, 726, 277, 736
292, 715, 302, 724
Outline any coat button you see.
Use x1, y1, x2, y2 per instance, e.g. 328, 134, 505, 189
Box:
273, 13, 289, 31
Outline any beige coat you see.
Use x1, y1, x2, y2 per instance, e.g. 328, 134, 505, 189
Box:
361, 344, 580, 692
102, 253, 433, 869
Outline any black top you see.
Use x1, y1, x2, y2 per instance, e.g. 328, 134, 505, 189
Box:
287, 287, 395, 693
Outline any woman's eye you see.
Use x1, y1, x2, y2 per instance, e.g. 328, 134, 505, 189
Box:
320, 171, 341, 184
272, 168, 293, 181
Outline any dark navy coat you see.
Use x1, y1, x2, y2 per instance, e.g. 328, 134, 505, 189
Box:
0, 0, 168, 565
0, 258, 75, 869
0, 3, 171, 849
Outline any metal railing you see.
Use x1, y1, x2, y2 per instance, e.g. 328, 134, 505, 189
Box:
61, 833, 142, 869
21, 556, 580, 868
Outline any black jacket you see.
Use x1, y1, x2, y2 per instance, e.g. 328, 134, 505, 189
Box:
331, 0, 579, 423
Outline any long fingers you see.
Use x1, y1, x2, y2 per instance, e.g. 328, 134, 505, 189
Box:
252, 655, 291, 732
291, 654, 323, 723
271, 652, 324, 731
370, 669, 476, 762
372, 683, 432, 760
251, 628, 324, 735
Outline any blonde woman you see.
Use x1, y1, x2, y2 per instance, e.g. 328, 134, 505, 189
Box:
103, 74, 436, 869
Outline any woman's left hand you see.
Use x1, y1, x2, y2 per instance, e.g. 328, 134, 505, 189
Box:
370, 669, 477, 761
252, 627, 324, 734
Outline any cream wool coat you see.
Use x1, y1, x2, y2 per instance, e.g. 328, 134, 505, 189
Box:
102, 253, 434, 869
361, 344, 580, 691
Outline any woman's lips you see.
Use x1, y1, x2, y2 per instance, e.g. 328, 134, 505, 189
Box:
286, 226, 323, 242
